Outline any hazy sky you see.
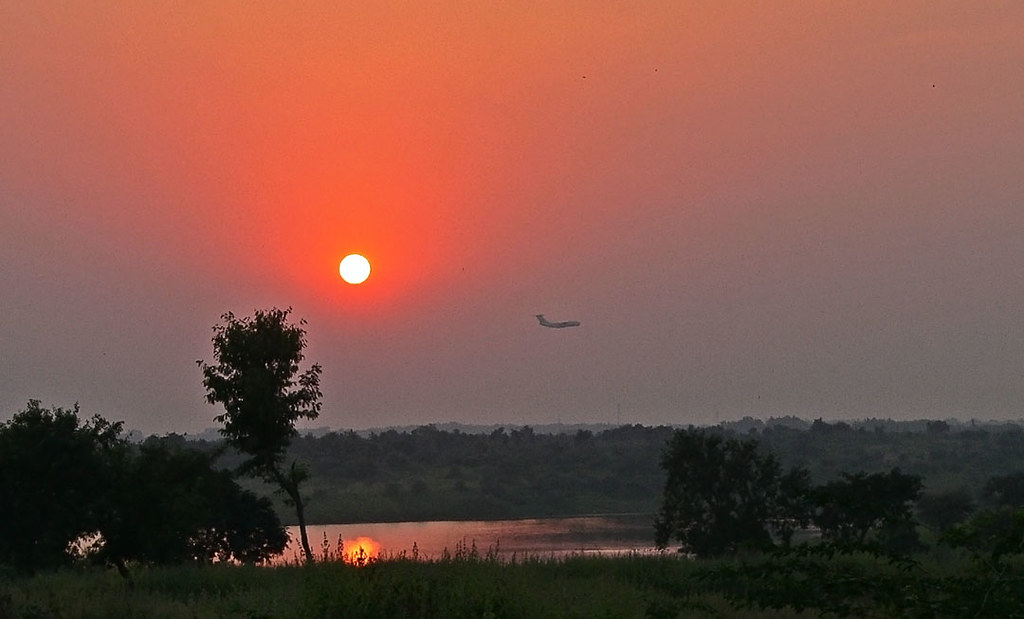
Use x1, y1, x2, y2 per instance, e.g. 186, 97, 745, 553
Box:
3, 3, 1023, 435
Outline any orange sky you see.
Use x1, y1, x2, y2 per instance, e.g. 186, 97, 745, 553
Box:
3, 3, 1023, 433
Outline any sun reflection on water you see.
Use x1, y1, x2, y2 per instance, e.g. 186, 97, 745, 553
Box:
343, 536, 380, 566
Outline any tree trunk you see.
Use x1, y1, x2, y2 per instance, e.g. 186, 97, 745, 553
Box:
272, 465, 315, 564
293, 488, 314, 564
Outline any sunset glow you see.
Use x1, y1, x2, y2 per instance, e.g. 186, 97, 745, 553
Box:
344, 537, 381, 565
2, 3, 1024, 433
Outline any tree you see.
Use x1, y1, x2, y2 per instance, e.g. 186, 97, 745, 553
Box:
96, 440, 288, 577
0, 401, 124, 573
812, 468, 922, 553
945, 506, 1024, 563
654, 428, 808, 557
940, 472, 1024, 567
205, 486, 289, 565
198, 307, 323, 563
0, 401, 288, 578
982, 472, 1024, 508
774, 466, 814, 547
916, 489, 975, 534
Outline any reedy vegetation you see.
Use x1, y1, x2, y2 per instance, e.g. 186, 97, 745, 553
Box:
1, 546, 1020, 618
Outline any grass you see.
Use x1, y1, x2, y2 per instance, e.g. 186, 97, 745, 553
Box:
3, 541, 1015, 618
0, 553, 822, 619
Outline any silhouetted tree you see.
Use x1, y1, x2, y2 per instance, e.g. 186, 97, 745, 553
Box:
210, 489, 290, 565
812, 468, 922, 554
0, 401, 124, 573
655, 428, 809, 557
198, 307, 323, 563
0, 401, 288, 578
96, 440, 287, 578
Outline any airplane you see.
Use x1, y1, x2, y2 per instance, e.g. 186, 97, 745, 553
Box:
535, 314, 581, 328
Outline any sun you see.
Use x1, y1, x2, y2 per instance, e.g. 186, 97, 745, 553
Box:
339, 254, 371, 284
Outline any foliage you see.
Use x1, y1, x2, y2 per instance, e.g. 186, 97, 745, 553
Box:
754, 418, 1024, 493
695, 544, 920, 617
197, 308, 322, 473
694, 542, 1024, 617
654, 429, 931, 560
0, 400, 123, 573
944, 507, 1024, 563
97, 439, 287, 573
178, 419, 1024, 527
811, 468, 923, 554
939, 507, 1024, 616
203, 424, 675, 525
983, 472, 1024, 508
774, 467, 814, 547
198, 307, 322, 563
916, 488, 975, 534
167, 419, 1024, 535
0, 401, 287, 578
654, 428, 809, 557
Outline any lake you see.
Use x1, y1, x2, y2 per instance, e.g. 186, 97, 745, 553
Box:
278, 514, 659, 564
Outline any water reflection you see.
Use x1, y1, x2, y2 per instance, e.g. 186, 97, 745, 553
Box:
277, 514, 656, 564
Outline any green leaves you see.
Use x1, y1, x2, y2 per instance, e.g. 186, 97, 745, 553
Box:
198, 307, 322, 475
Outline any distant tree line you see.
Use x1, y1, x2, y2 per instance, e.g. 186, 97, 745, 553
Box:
191, 424, 676, 524
752, 416, 1024, 491
174, 416, 1024, 527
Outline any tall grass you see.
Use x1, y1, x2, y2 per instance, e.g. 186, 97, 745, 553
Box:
1, 552, 813, 619
4, 546, 998, 618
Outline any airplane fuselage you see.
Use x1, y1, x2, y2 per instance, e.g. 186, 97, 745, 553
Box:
536, 314, 581, 328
